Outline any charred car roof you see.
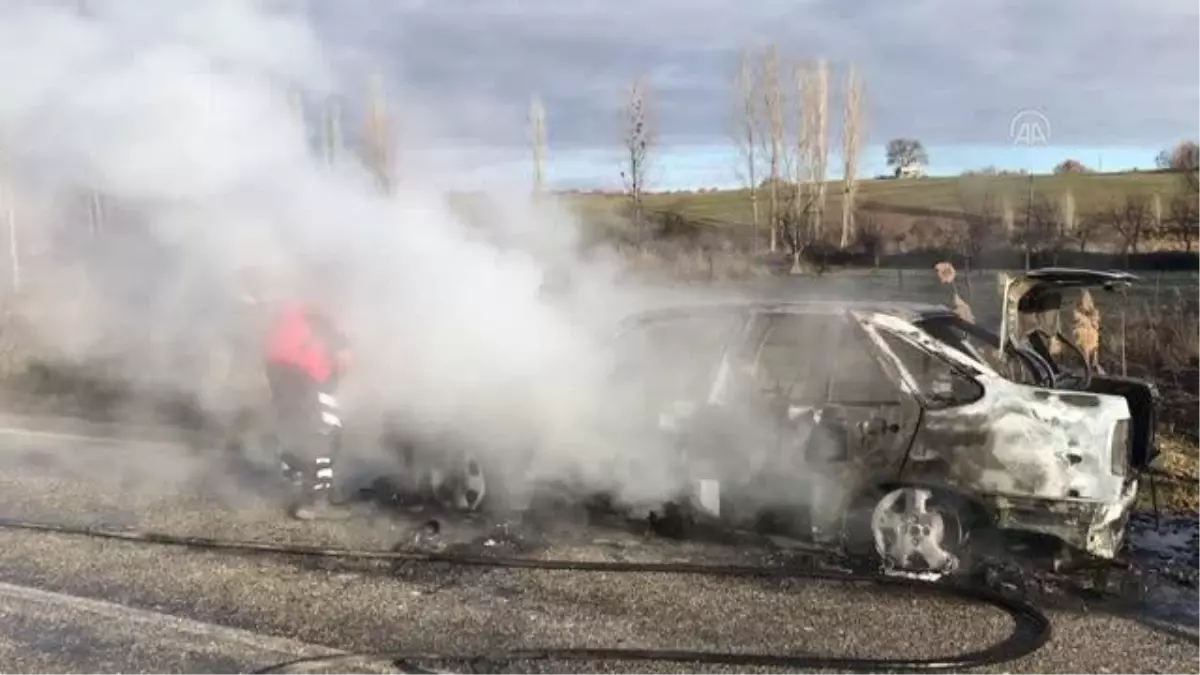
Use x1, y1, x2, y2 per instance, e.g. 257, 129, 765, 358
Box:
621, 299, 958, 325
1022, 267, 1139, 288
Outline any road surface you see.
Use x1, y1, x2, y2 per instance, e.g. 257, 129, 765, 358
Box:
0, 414, 1191, 673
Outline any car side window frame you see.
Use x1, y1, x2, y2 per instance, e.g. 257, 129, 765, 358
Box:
609, 310, 749, 402
826, 315, 908, 406
853, 312, 924, 399
856, 314, 985, 410
741, 310, 839, 405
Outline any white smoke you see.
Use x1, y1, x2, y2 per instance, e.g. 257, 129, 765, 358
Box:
0, 0, 691, 509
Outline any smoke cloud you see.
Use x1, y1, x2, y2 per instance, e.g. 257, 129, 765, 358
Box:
0, 0, 693, 510
0, 0, 852, 524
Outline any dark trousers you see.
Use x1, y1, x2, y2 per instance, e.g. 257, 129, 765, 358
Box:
265, 361, 341, 493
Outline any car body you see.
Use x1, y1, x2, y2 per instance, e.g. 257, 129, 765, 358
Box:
605, 268, 1158, 572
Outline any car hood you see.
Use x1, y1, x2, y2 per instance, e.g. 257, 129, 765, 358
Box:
999, 267, 1138, 349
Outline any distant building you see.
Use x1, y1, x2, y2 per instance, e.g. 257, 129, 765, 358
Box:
896, 163, 926, 179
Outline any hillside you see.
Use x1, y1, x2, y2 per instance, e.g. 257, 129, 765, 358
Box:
566, 170, 1188, 232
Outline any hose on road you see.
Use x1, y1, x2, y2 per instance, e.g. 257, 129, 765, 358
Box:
0, 515, 1051, 673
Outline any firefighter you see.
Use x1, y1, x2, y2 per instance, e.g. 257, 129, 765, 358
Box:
237, 266, 353, 520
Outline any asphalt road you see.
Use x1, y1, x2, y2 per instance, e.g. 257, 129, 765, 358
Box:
0, 415, 1192, 674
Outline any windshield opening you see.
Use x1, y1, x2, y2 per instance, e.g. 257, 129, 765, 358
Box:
915, 316, 1004, 371
611, 311, 748, 405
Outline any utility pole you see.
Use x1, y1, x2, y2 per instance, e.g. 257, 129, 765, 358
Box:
1025, 172, 1034, 270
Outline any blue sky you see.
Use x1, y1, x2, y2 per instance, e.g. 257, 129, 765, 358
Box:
459, 144, 1164, 192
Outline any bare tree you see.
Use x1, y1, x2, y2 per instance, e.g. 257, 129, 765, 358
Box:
0, 178, 17, 295
1105, 195, 1157, 261
1053, 159, 1091, 174
885, 138, 928, 175
1156, 140, 1199, 193
839, 62, 864, 249
87, 190, 105, 236
530, 94, 548, 195
619, 75, 655, 233
287, 88, 305, 128
1151, 192, 1163, 234
1013, 194, 1061, 267
853, 209, 884, 267
1155, 140, 1199, 170
785, 59, 823, 269
1022, 195, 1060, 258
321, 98, 342, 166
760, 46, 785, 252
1059, 189, 1076, 246
1166, 193, 1199, 252
1000, 195, 1015, 244
955, 179, 1002, 272
808, 58, 830, 243
361, 73, 394, 194
792, 60, 812, 229
1073, 210, 1105, 253
732, 48, 762, 252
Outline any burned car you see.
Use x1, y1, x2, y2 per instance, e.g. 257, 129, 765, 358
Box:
602, 269, 1158, 575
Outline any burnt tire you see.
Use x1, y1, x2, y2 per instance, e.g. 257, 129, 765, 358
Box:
844, 486, 973, 577
429, 455, 488, 512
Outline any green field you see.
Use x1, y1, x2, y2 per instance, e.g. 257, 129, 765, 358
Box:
566, 170, 1190, 231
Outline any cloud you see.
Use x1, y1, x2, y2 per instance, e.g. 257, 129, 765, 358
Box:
309, 0, 1199, 152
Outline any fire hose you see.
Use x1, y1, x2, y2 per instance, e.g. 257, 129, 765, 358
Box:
0, 515, 1052, 674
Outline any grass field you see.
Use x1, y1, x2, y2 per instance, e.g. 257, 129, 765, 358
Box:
566, 170, 1191, 231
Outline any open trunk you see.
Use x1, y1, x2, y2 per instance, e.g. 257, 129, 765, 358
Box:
999, 267, 1160, 471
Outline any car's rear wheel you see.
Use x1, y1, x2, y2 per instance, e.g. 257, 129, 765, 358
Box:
845, 486, 971, 577
871, 487, 967, 575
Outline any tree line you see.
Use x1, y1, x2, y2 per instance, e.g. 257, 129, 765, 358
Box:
529, 49, 1198, 267
874, 172, 1200, 272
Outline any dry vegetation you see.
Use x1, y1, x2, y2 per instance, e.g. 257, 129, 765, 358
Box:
612, 241, 774, 284
569, 163, 1199, 268
1142, 435, 1200, 511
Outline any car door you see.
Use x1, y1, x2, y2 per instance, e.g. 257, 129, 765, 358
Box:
734, 309, 922, 536
823, 311, 923, 476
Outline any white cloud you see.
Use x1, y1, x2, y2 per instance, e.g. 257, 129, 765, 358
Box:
309, 0, 1199, 150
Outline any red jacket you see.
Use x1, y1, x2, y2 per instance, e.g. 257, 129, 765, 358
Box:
264, 300, 348, 384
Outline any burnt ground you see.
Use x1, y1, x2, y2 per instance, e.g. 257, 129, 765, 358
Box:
0, 414, 1191, 674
